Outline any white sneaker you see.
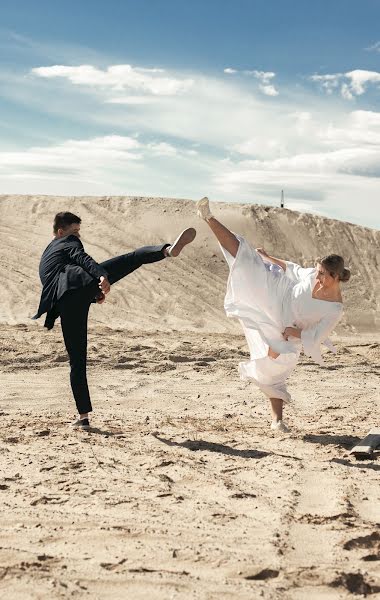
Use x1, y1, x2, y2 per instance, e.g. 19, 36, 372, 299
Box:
196, 197, 213, 221
71, 417, 90, 430
270, 420, 290, 433
167, 227, 196, 257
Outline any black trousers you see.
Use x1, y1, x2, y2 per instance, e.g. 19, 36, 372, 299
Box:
57, 244, 168, 414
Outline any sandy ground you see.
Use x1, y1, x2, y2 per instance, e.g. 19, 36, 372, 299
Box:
1, 324, 379, 600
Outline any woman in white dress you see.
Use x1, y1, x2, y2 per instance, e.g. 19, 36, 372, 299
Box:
196, 197, 351, 432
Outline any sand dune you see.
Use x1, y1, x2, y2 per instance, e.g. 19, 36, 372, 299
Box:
0, 194, 379, 331
0, 195, 379, 599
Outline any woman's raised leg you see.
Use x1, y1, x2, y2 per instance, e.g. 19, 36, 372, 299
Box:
197, 197, 239, 258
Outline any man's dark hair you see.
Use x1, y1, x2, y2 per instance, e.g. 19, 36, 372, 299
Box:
53, 212, 81, 233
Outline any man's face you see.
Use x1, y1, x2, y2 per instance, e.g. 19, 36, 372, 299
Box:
57, 223, 81, 238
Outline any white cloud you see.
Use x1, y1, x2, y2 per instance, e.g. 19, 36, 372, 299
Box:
1, 133, 210, 170
341, 83, 354, 100
346, 69, 380, 95
232, 137, 286, 158
258, 84, 279, 96
250, 70, 276, 82
1, 54, 380, 228
365, 41, 380, 53
32, 64, 194, 96
222, 67, 279, 96
232, 139, 257, 155
0, 136, 142, 173
310, 73, 342, 94
210, 102, 380, 227
285, 201, 323, 214
320, 110, 380, 147
249, 70, 279, 96
219, 147, 380, 177
147, 141, 177, 156
211, 159, 380, 227
352, 110, 380, 127
311, 69, 380, 99
0, 135, 204, 184
0, 133, 206, 198
293, 111, 312, 135
106, 96, 158, 105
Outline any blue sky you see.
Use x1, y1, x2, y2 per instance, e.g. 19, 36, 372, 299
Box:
1, 0, 379, 228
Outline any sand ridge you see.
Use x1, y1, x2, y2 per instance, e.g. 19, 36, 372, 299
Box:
0, 194, 379, 332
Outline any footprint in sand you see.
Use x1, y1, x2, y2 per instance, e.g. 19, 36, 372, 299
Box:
53, 355, 67, 362
244, 568, 279, 580
330, 572, 379, 595
343, 531, 380, 551
168, 355, 193, 363
30, 495, 69, 506
61, 461, 85, 472
343, 532, 380, 561
34, 429, 50, 437
114, 362, 138, 370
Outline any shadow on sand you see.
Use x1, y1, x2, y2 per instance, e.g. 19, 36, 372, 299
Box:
330, 457, 380, 471
303, 434, 361, 449
84, 427, 125, 438
152, 434, 270, 459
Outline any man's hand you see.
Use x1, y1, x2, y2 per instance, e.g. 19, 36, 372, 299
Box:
96, 291, 106, 304
99, 276, 110, 295
268, 347, 280, 359
282, 326, 301, 341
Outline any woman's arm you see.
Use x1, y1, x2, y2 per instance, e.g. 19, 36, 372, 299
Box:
256, 248, 287, 271
301, 309, 342, 364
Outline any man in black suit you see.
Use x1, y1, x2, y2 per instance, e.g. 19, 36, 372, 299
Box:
34, 211, 196, 429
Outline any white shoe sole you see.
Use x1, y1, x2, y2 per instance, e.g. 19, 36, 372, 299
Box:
169, 227, 196, 257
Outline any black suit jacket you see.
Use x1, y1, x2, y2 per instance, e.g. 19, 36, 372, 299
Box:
33, 235, 108, 329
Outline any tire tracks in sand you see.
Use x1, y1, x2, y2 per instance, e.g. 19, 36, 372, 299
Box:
277, 443, 380, 599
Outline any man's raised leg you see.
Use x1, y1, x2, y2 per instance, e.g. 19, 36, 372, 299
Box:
100, 229, 196, 285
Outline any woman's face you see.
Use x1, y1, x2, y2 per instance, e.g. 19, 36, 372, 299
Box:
316, 263, 337, 287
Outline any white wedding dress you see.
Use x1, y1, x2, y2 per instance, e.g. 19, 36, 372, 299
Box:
222, 236, 343, 402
